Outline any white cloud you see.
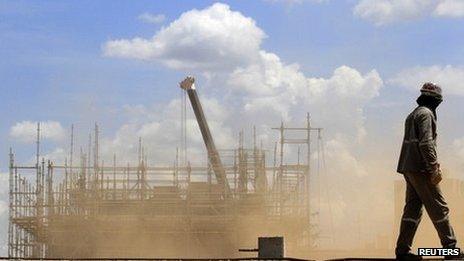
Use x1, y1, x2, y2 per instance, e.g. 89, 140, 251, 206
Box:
0, 173, 8, 217
138, 12, 165, 24
228, 51, 308, 97
325, 138, 369, 177
228, 50, 383, 141
452, 137, 464, 163
41, 147, 67, 163
390, 65, 464, 96
10, 121, 66, 143
100, 3, 388, 249
0, 174, 9, 256
103, 3, 266, 70
440, 137, 464, 178
433, 0, 464, 17
353, 0, 464, 26
0, 201, 6, 218
353, 0, 436, 26
102, 2, 384, 167
100, 97, 234, 165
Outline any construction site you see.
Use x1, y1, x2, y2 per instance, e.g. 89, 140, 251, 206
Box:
7, 77, 324, 259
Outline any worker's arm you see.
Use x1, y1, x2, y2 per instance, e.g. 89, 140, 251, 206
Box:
416, 110, 441, 184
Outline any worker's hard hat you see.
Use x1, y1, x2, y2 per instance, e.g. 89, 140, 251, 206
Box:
420, 82, 443, 100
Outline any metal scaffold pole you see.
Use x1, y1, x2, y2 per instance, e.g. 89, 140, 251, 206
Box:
7, 100, 323, 258
8, 148, 14, 258
272, 113, 322, 250
307, 113, 311, 249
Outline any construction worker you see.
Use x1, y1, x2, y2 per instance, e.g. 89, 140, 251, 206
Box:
395, 82, 463, 260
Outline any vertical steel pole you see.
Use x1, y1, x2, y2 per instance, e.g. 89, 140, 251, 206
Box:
8, 148, 14, 258
306, 112, 312, 249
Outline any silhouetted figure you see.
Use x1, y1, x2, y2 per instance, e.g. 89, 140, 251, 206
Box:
396, 82, 463, 260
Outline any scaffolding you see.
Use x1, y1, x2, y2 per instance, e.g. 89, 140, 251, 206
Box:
272, 113, 322, 249
8, 117, 322, 259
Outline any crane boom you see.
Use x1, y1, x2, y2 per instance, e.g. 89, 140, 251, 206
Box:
179, 76, 231, 196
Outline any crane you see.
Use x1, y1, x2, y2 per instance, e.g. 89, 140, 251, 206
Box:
179, 76, 231, 197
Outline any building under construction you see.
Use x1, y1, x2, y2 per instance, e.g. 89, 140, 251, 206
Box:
8, 77, 323, 259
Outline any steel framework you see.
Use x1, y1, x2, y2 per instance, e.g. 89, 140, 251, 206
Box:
8, 117, 322, 258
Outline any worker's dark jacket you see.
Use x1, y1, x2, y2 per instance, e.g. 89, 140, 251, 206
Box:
397, 106, 437, 174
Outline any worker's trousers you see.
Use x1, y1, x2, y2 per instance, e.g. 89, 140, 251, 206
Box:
396, 172, 457, 255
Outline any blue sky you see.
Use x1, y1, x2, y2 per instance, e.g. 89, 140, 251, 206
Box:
1, 0, 464, 253
1, 0, 463, 144
2, 0, 463, 168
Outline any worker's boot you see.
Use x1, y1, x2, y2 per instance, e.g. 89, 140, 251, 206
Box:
396, 252, 423, 261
